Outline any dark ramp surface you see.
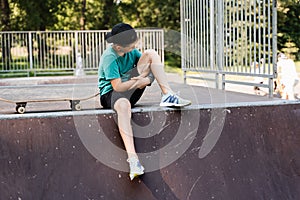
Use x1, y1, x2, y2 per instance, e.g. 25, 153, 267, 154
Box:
0, 103, 300, 200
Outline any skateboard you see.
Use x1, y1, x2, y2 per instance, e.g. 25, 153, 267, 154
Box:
0, 93, 99, 114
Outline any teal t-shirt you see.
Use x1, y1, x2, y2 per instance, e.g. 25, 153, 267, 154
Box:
98, 45, 142, 96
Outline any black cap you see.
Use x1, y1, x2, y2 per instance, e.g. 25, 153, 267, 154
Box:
105, 23, 138, 46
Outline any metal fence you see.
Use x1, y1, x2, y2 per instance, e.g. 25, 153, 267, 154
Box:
0, 29, 164, 77
181, 0, 277, 96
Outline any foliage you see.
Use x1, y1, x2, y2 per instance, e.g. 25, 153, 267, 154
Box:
277, 0, 300, 59
118, 0, 180, 30
0, 0, 10, 30
10, 0, 68, 30
1, 0, 300, 70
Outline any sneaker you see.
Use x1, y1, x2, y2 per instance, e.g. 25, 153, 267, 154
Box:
160, 92, 191, 107
127, 157, 145, 180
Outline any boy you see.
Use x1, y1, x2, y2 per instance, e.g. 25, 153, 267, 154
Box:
98, 23, 191, 180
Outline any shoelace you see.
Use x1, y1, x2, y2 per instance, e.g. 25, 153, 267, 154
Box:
163, 95, 178, 103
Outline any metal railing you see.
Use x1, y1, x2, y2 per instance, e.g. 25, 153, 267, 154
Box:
181, 0, 277, 96
0, 29, 164, 77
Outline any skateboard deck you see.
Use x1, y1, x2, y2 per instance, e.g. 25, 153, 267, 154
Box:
0, 93, 99, 114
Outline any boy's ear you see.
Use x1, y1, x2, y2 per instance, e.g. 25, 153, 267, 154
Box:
116, 45, 124, 53
115, 45, 122, 51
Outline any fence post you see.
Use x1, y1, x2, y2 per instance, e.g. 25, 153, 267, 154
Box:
75, 31, 79, 59
210, 0, 217, 89
217, 0, 224, 90
272, 0, 278, 77
28, 32, 33, 76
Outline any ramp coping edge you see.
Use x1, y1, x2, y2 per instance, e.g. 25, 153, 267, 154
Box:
0, 99, 299, 120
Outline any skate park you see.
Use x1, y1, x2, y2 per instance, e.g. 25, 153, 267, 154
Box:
0, 74, 299, 199
1, 0, 300, 200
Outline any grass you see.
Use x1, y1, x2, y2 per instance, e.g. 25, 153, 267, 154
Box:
164, 65, 182, 74
0, 69, 75, 78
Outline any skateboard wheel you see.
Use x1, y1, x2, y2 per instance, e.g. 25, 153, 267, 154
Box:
70, 100, 81, 111
17, 106, 26, 114
74, 104, 81, 111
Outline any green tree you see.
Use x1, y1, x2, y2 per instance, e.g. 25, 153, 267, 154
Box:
0, 0, 10, 30
86, 0, 121, 30
53, 0, 121, 30
119, 0, 180, 30
278, 0, 300, 59
54, 0, 86, 30
12, 0, 65, 30
0, 0, 12, 70
119, 0, 181, 67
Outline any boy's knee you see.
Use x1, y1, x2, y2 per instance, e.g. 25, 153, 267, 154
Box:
144, 49, 159, 57
114, 98, 131, 112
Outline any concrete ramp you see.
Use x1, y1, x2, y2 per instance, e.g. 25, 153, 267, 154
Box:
0, 103, 300, 200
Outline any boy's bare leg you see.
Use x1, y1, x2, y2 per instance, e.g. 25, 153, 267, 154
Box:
114, 98, 138, 159
137, 49, 172, 95
114, 98, 145, 180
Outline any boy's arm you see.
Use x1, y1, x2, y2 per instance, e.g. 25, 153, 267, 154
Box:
111, 77, 150, 92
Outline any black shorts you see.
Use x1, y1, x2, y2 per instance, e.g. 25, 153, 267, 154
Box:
100, 87, 145, 109
100, 67, 146, 109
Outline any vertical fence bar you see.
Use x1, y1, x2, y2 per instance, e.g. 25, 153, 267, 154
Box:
29, 32, 33, 73
271, 0, 278, 97
264, 0, 273, 74
210, 0, 217, 87
180, 0, 186, 82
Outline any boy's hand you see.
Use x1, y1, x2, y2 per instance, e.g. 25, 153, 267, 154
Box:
129, 76, 150, 90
